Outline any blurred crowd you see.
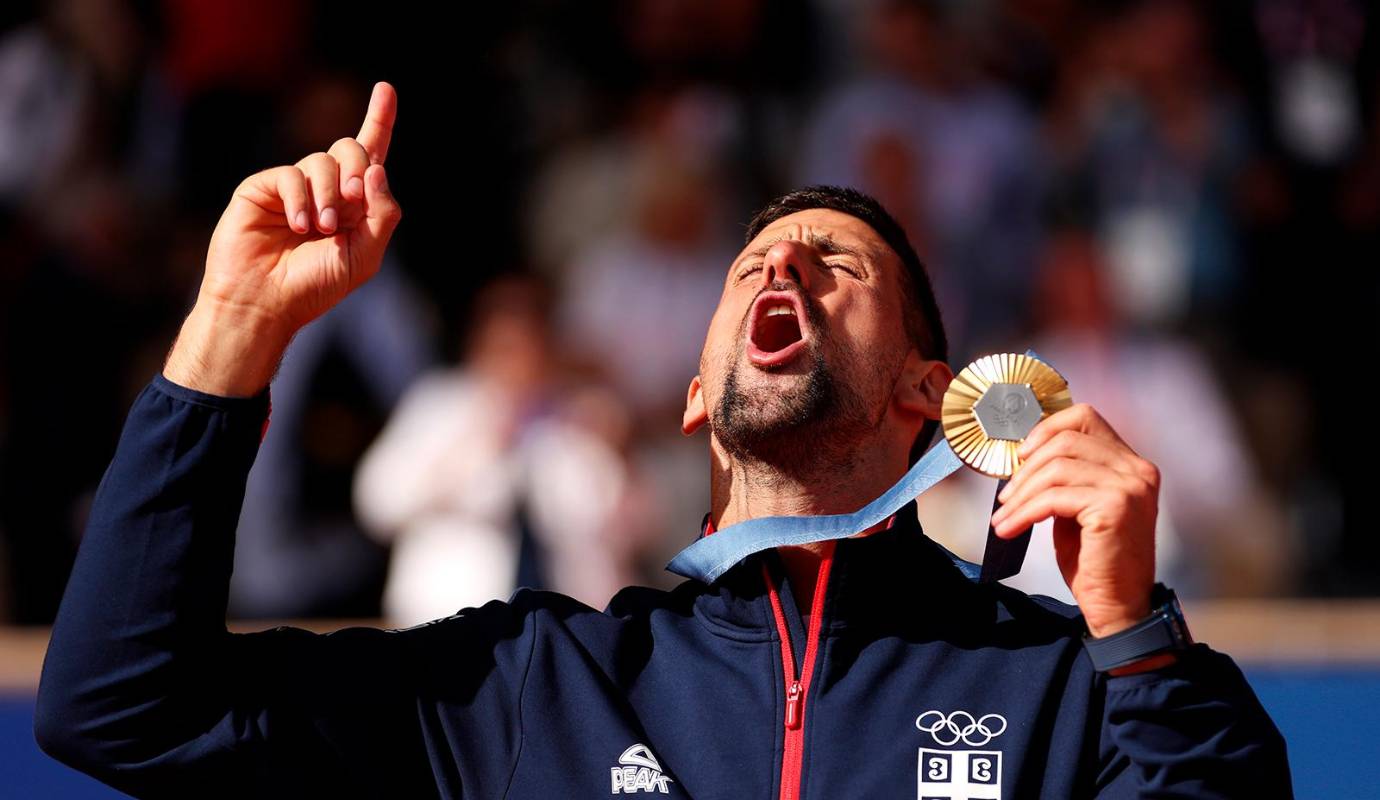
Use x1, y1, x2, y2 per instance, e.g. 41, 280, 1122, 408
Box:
0, 0, 1371, 625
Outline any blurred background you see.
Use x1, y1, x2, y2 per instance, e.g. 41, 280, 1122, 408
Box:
0, 0, 1375, 795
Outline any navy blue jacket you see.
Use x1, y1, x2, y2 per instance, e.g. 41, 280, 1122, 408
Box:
35, 374, 1292, 798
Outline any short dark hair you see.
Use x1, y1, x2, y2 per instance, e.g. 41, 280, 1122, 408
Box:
745, 185, 948, 463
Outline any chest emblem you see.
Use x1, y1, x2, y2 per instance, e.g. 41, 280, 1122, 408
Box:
915, 710, 1006, 800
611, 743, 673, 794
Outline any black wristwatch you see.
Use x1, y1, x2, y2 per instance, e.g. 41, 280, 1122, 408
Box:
1083, 583, 1193, 672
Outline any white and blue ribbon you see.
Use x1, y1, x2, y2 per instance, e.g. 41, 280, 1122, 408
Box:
665, 437, 965, 583
665, 349, 1049, 584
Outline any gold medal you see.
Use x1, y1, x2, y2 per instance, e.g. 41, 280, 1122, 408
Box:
942, 353, 1072, 479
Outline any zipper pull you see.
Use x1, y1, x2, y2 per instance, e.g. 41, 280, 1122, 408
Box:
785, 680, 802, 729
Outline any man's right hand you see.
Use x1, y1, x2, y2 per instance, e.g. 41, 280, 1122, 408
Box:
163, 82, 402, 397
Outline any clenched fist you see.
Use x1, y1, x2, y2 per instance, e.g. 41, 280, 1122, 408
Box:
164, 82, 402, 398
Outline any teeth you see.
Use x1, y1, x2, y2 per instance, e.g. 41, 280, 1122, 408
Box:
765, 304, 795, 317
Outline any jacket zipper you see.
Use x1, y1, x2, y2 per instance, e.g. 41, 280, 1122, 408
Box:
762, 542, 835, 800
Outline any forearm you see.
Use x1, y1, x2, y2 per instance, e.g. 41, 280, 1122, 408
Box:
35, 372, 269, 777
1096, 644, 1292, 797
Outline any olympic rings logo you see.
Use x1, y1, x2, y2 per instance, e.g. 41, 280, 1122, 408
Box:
915, 710, 1008, 747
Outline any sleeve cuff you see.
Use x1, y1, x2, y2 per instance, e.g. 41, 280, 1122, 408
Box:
1102, 642, 1215, 692
150, 372, 272, 438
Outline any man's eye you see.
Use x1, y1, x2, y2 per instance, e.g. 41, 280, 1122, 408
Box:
736, 264, 762, 281
828, 260, 861, 277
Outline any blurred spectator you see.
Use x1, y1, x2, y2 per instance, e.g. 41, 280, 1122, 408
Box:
228, 257, 437, 619
354, 276, 647, 624
0, 0, 177, 209
1228, 0, 1369, 593
1025, 230, 1296, 597
0, 20, 85, 205
800, 0, 1044, 361
1252, 0, 1366, 169
544, 88, 741, 423
1046, 0, 1253, 329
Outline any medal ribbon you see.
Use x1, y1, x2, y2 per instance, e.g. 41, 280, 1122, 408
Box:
665, 350, 1047, 584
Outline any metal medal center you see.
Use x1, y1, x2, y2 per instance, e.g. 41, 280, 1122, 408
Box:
973, 383, 1042, 442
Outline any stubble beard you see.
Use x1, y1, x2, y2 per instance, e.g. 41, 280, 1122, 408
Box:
710, 318, 885, 479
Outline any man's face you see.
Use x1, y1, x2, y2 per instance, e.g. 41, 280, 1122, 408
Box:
686, 208, 916, 466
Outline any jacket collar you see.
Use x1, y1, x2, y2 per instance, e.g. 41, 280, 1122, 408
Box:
685, 499, 991, 637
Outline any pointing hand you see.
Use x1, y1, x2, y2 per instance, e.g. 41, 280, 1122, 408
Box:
201, 81, 402, 336
164, 82, 403, 397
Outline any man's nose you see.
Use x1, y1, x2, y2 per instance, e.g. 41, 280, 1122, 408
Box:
761, 239, 812, 290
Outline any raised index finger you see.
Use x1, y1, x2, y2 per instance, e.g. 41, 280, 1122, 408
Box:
356, 81, 397, 165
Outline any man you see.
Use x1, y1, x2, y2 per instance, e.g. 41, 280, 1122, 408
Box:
35, 82, 1289, 798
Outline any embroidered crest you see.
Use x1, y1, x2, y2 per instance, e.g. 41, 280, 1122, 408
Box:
915, 710, 1007, 799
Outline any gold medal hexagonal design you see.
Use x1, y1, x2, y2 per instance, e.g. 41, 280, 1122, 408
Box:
941, 353, 1073, 479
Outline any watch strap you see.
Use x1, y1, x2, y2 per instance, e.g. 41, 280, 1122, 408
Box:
1083, 583, 1191, 672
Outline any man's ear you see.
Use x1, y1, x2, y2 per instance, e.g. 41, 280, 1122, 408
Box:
894, 351, 952, 421
682, 374, 708, 435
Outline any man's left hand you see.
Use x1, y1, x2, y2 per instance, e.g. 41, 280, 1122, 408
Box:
989, 403, 1161, 638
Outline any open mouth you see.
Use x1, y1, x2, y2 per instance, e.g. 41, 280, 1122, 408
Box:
746, 291, 809, 367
